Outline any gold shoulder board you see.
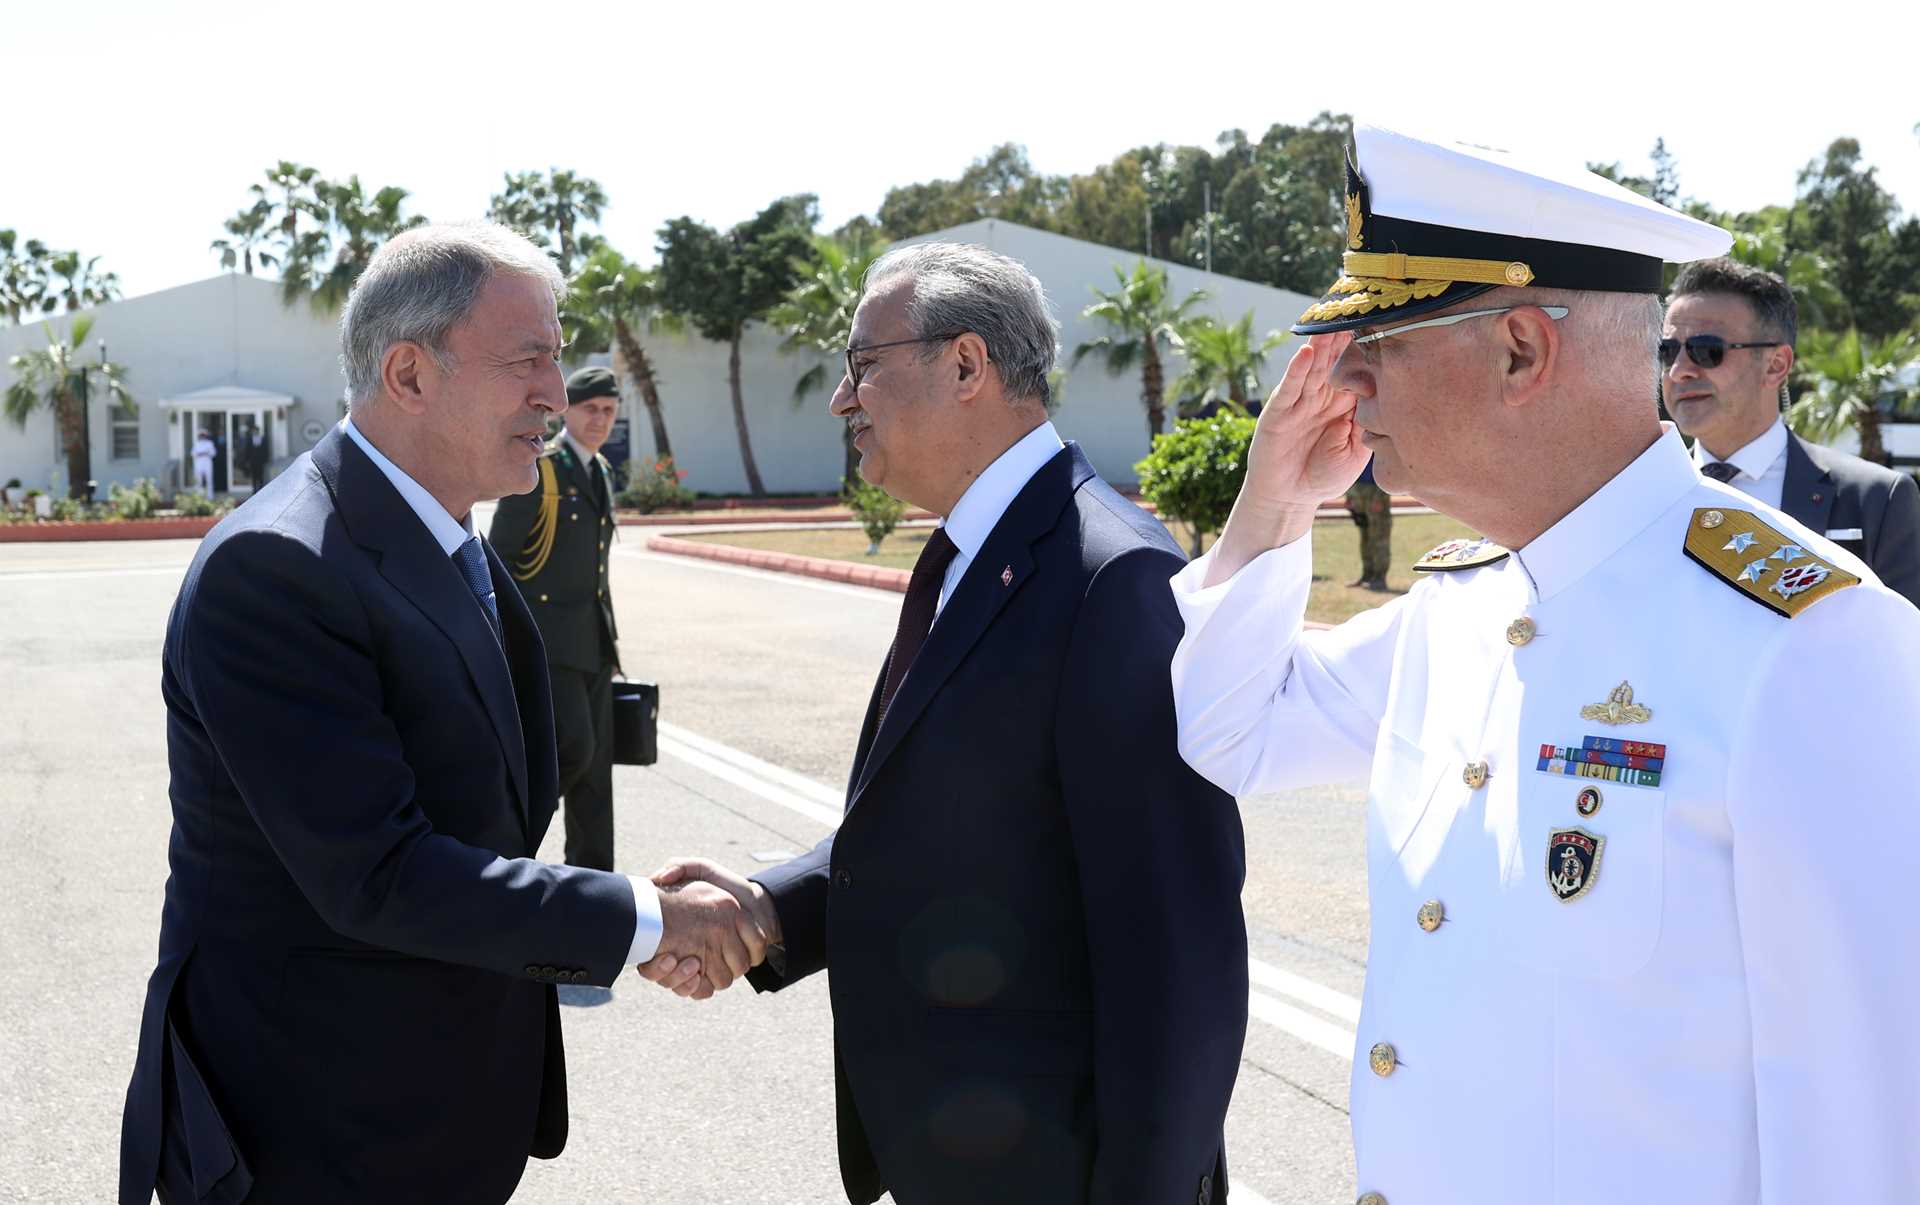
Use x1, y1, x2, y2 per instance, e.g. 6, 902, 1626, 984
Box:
1413, 536, 1511, 573
1683, 507, 1858, 617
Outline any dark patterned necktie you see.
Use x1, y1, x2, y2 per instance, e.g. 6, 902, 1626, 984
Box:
1701, 461, 1741, 484
877, 528, 959, 719
453, 536, 504, 645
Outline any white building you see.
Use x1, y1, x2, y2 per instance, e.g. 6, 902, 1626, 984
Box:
0, 222, 1316, 498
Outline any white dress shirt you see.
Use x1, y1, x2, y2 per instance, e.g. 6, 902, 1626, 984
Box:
935, 421, 1066, 614
342, 418, 661, 965
1692, 415, 1788, 511
1168, 427, 1918, 1203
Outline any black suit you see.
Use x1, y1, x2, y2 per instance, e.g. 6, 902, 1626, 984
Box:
748, 444, 1249, 1205
119, 427, 637, 1205
490, 439, 622, 868
1779, 432, 1920, 607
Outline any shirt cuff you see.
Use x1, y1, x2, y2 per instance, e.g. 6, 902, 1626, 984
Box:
624, 875, 664, 966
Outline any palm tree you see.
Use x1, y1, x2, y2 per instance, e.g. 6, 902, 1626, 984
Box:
566, 246, 682, 460
769, 233, 881, 479
1787, 326, 1920, 465
39, 251, 120, 314
5, 315, 133, 498
1071, 260, 1208, 445
1, 230, 52, 324
211, 198, 278, 275
1168, 311, 1289, 411
489, 169, 608, 275
252, 161, 327, 303
308, 177, 426, 312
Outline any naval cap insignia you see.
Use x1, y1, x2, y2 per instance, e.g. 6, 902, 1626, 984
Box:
1580, 680, 1653, 726
1547, 827, 1604, 902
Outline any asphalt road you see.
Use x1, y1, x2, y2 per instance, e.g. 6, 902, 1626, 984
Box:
0, 520, 1369, 1204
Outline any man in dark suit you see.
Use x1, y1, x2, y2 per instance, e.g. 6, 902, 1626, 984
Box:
119, 224, 761, 1205
1664, 256, 1920, 606
490, 365, 623, 871
641, 243, 1250, 1205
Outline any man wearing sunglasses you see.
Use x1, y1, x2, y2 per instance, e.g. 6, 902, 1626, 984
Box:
1169, 123, 1920, 1204
1664, 257, 1920, 606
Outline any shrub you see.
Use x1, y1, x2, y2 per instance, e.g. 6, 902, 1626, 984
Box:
1134, 407, 1258, 557
49, 497, 85, 521
175, 489, 219, 517
109, 478, 163, 521
616, 458, 694, 514
842, 477, 905, 554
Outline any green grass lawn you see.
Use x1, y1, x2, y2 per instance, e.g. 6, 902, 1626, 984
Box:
685, 512, 1475, 626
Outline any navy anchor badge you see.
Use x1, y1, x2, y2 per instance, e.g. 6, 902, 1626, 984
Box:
1547, 827, 1604, 903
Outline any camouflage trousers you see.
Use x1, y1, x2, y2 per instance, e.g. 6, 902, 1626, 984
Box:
1345, 481, 1394, 582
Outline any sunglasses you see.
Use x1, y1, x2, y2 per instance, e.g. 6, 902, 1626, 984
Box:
1658, 335, 1784, 369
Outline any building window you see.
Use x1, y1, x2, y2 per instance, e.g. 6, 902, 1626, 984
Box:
111, 412, 140, 460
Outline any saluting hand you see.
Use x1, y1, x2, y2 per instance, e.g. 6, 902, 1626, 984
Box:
1206, 332, 1367, 585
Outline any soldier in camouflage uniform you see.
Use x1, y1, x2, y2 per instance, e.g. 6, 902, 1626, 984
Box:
1344, 458, 1393, 589
490, 366, 623, 869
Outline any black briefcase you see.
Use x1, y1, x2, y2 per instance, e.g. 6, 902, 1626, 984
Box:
611, 678, 659, 766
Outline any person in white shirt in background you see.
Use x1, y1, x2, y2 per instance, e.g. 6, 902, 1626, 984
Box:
191, 428, 216, 495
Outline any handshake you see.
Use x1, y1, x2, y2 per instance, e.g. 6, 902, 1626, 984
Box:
639, 859, 780, 999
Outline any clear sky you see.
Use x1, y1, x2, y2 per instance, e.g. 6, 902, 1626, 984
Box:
6, 0, 1917, 300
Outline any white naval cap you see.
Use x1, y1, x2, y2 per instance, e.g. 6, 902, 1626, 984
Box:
1294, 122, 1734, 334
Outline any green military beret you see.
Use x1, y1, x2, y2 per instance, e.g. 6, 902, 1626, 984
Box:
565, 366, 619, 403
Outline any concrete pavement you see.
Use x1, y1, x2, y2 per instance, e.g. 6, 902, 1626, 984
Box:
0, 528, 1369, 1203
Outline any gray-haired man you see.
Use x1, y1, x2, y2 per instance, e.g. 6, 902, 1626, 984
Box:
640, 242, 1250, 1205
119, 222, 757, 1205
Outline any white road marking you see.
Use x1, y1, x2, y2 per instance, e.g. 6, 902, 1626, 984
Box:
656, 722, 1364, 1058
1248, 991, 1358, 1061
617, 547, 898, 603
1249, 959, 1363, 1025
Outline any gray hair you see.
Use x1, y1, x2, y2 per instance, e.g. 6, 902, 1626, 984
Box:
339, 222, 565, 406
864, 241, 1058, 405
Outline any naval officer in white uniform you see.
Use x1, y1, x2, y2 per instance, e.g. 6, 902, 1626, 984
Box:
1169, 123, 1920, 1205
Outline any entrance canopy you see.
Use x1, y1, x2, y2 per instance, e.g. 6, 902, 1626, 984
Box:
159, 384, 298, 495
157, 384, 295, 414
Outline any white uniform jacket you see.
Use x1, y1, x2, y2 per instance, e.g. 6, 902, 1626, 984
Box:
1170, 428, 1920, 1205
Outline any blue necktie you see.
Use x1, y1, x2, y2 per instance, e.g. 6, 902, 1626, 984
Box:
453, 536, 503, 643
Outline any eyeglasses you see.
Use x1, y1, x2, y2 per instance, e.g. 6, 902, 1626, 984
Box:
843, 333, 968, 387
1351, 305, 1570, 346
1658, 334, 1784, 369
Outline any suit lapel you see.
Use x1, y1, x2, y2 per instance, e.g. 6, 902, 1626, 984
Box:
320, 430, 532, 823
1782, 433, 1836, 534
848, 445, 1091, 807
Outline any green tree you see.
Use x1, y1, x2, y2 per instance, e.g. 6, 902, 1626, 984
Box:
306, 177, 427, 312
37, 250, 121, 314
1787, 327, 1920, 466
4, 315, 133, 498
1168, 312, 1288, 410
0, 231, 52, 323
566, 245, 682, 460
489, 169, 608, 275
211, 197, 277, 275
1793, 138, 1920, 337
877, 144, 1064, 238
1071, 260, 1209, 445
769, 232, 881, 479
656, 196, 820, 496
1134, 409, 1257, 556
1724, 207, 1846, 331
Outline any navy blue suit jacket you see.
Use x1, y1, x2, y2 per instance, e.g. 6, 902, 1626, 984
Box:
119, 427, 636, 1205
748, 444, 1249, 1205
